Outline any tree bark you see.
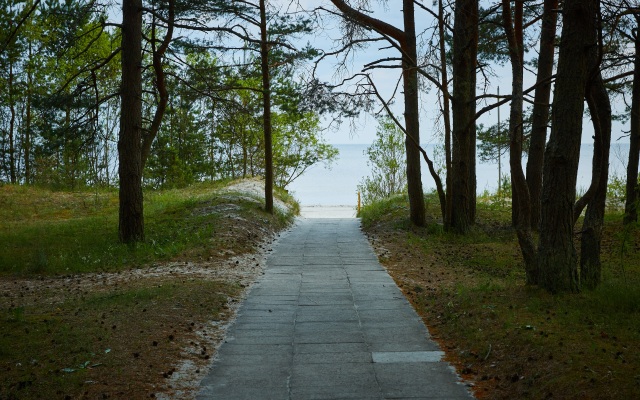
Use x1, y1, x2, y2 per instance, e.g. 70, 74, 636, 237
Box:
439, 0, 453, 228
526, 0, 559, 231
624, 24, 640, 225
538, 0, 597, 293
503, 0, 538, 283
260, 0, 274, 214
141, 0, 174, 168
329, 0, 425, 226
8, 60, 17, 184
402, 0, 426, 226
581, 70, 611, 289
25, 41, 33, 184
118, 0, 145, 243
450, 0, 478, 233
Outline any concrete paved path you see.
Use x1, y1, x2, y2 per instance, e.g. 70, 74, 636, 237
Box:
197, 218, 473, 400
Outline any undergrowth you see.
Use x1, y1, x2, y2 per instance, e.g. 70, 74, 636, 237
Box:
361, 194, 640, 400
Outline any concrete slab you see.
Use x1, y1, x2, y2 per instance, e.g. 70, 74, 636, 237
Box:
293, 351, 372, 364
299, 205, 357, 218
294, 342, 370, 354
197, 218, 474, 399
372, 351, 445, 363
374, 363, 473, 399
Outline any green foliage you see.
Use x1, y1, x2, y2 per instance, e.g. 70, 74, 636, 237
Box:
271, 112, 338, 188
607, 172, 628, 211
144, 47, 337, 189
0, 0, 120, 187
358, 193, 409, 228
357, 117, 407, 206
477, 122, 510, 164
1, 0, 343, 195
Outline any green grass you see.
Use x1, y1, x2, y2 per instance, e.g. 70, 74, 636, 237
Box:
359, 193, 413, 228
0, 179, 297, 398
0, 180, 296, 276
361, 195, 640, 399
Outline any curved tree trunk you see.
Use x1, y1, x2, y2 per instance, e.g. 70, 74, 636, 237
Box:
118, 0, 144, 243
260, 0, 274, 214
141, 0, 175, 168
503, 0, 538, 283
538, 0, 597, 293
581, 71, 611, 289
526, 0, 559, 231
624, 25, 640, 225
450, 0, 478, 233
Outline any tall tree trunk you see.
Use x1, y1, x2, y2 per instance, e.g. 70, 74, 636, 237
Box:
526, 0, 559, 231
329, 0, 425, 226
104, 129, 110, 184
403, 0, 426, 226
260, 0, 274, 214
210, 104, 216, 181
439, 0, 453, 228
503, 0, 538, 283
64, 107, 73, 188
25, 41, 32, 184
538, 0, 597, 293
581, 70, 611, 289
450, 0, 478, 233
242, 130, 248, 178
25, 87, 31, 184
624, 23, 640, 225
118, 0, 144, 243
8, 61, 17, 184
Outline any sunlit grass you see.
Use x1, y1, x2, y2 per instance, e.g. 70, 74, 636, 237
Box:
0, 180, 295, 276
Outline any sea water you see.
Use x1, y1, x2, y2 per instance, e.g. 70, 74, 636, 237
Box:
287, 143, 632, 207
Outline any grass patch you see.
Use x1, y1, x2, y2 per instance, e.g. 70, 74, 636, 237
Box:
0, 180, 295, 276
0, 178, 297, 398
361, 197, 640, 400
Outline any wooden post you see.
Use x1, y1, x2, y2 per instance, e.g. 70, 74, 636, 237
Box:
358, 191, 361, 214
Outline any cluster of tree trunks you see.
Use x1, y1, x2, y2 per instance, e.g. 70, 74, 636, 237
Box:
6, 0, 634, 293
624, 18, 640, 226
326, 0, 633, 293
537, 0, 599, 293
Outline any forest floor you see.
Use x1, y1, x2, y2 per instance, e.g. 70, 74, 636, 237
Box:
3, 182, 640, 399
0, 179, 297, 399
360, 194, 640, 400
